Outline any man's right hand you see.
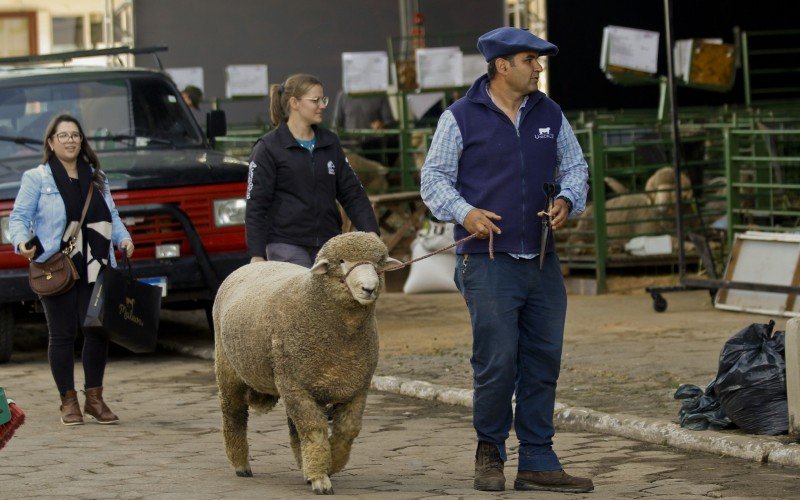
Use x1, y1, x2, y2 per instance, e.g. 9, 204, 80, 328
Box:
463, 208, 502, 239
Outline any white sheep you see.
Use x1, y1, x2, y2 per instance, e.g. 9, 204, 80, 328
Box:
213, 232, 402, 495
644, 166, 693, 213
566, 167, 696, 255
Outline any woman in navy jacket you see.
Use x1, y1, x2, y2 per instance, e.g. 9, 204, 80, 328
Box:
9, 114, 134, 426
245, 74, 378, 266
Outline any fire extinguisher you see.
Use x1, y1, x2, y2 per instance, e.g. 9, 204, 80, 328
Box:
411, 12, 425, 50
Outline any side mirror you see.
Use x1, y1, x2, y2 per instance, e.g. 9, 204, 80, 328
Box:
206, 110, 227, 140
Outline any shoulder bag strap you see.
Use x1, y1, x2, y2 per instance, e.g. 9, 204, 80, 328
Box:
63, 183, 95, 254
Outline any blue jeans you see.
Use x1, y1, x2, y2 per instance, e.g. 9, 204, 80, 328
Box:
454, 252, 567, 472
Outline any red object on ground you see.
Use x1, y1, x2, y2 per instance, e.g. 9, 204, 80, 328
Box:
0, 402, 25, 450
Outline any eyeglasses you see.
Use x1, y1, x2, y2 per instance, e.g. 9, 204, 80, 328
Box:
54, 132, 82, 144
301, 96, 329, 107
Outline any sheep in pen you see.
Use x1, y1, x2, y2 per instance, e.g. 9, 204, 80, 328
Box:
565, 166, 697, 256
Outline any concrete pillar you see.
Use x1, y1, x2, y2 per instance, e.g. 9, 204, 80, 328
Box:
786, 318, 800, 435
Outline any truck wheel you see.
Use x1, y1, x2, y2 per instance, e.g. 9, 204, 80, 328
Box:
0, 305, 14, 363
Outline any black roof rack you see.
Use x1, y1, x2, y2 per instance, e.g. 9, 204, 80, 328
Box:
0, 46, 168, 70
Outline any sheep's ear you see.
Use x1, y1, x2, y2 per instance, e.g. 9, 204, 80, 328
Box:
310, 259, 329, 275
386, 257, 403, 267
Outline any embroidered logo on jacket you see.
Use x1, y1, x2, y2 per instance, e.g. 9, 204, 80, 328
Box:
534, 127, 554, 140
246, 161, 257, 199
327, 161, 336, 175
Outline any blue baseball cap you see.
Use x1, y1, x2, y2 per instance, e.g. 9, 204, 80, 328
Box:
477, 27, 558, 61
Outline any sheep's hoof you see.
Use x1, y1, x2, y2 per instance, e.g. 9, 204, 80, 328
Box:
311, 476, 333, 495
235, 467, 253, 477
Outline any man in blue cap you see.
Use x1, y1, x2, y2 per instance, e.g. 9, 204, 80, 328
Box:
421, 27, 592, 493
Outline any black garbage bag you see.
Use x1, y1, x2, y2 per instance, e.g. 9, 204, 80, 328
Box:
674, 382, 733, 431
713, 320, 788, 435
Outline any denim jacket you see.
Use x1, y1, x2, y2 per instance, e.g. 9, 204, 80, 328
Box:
8, 163, 131, 266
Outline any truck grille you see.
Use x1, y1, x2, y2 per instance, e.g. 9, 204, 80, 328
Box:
114, 182, 246, 258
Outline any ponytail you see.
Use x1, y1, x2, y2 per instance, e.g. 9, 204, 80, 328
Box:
269, 74, 323, 127
269, 83, 285, 126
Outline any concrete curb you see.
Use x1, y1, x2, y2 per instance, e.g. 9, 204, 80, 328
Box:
162, 341, 800, 469
371, 376, 800, 469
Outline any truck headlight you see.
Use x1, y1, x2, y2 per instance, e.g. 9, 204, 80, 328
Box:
0, 216, 11, 245
213, 198, 246, 227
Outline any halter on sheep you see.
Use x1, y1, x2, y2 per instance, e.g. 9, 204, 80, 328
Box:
339, 231, 494, 284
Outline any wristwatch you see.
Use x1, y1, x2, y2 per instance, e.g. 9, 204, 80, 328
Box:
556, 195, 573, 213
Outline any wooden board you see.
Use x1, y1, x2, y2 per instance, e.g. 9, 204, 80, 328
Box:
715, 231, 800, 317
688, 41, 735, 90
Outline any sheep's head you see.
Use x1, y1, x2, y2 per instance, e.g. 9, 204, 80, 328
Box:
645, 168, 693, 214
310, 232, 402, 305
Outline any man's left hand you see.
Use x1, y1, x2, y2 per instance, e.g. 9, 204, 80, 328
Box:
537, 198, 570, 231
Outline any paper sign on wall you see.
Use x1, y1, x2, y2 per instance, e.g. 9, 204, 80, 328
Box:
342, 51, 389, 93
416, 46, 463, 89
166, 67, 205, 92
461, 54, 486, 85
225, 64, 269, 98
600, 25, 660, 74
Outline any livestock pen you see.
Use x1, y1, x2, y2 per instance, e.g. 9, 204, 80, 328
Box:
560, 105, 800, 293
212, 104, 800, 296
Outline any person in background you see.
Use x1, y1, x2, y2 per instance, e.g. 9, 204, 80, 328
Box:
245, 74, 379, 267
420, 27, 593, 493
332, 90, 398, 166
181, 85, 204, 126
9, 114, 134, 426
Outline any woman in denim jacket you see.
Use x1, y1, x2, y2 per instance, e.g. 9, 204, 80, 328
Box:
9, 114, 134, 426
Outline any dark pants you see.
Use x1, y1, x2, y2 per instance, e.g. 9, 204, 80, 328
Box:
266, 242, 320, 268
454, 253, 567, 472
40, 279, 108, 396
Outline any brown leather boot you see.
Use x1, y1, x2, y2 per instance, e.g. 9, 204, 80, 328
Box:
474, 441, 505, 491
59, 390, 84, 426
514, 469, 594, 493
83, 387, 119, 424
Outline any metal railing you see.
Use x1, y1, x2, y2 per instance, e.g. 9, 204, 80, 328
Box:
742, 29, 800, 106
726, 127, 800, 243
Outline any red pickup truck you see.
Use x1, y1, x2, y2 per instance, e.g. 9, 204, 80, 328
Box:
0, 47, 250, 362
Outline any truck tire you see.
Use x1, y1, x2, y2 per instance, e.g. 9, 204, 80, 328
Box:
0, 305, 13, 363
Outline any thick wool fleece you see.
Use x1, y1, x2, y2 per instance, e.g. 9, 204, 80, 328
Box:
213, 232, 390, 485
215, 233, 388, 397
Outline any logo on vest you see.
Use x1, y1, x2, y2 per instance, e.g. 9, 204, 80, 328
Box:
327, 160, 336, 175
118, 297, 144, 326
534, 127, 554, 140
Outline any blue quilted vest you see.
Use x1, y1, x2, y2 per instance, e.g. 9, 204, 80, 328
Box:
449, 75, 563, 255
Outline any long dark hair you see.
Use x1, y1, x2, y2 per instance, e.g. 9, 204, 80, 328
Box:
269, 73, 323, 126
42, 113, 106, 193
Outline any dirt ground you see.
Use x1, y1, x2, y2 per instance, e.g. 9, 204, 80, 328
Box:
374, 274, 790, 426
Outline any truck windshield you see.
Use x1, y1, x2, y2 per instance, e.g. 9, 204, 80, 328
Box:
0, 77, 203, 159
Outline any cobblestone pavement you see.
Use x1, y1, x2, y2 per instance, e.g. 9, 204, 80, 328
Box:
2, 354, 800, 498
